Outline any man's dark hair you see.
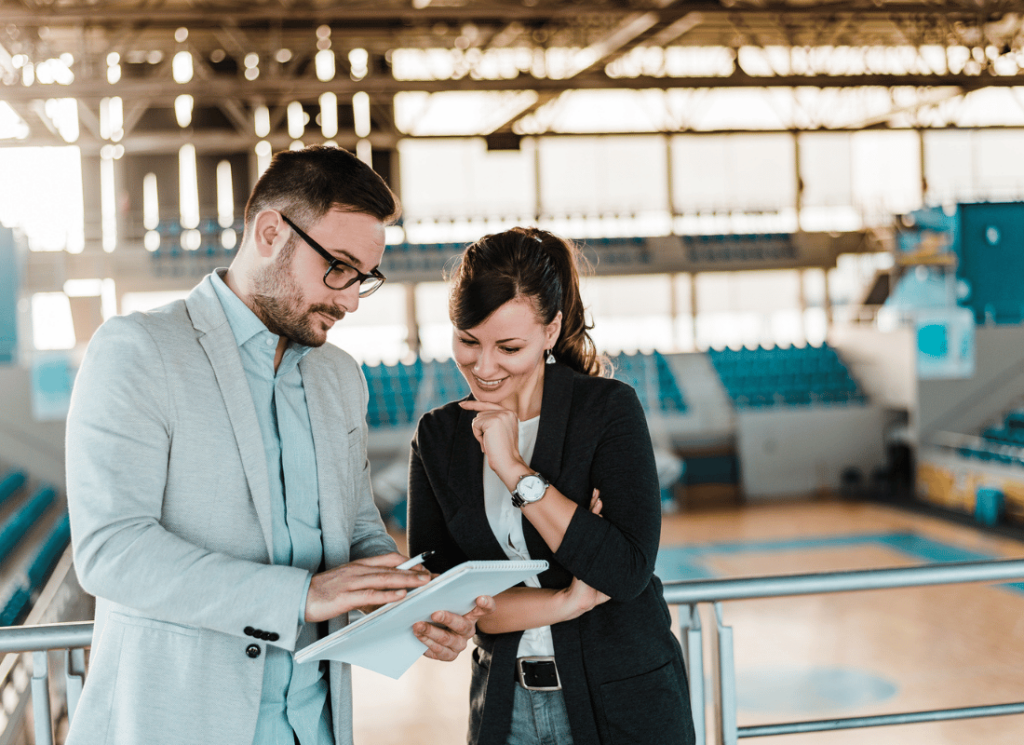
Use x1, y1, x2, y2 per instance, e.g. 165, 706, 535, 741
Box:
243, 146, 400, 234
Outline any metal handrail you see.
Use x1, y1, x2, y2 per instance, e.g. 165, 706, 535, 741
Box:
0, 621, 93, 655
663, 557, 1024, 744
5, 558, 1024, 744
661, 556, 1024, 604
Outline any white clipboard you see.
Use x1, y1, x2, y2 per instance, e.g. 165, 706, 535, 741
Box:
294, 559, 548, 679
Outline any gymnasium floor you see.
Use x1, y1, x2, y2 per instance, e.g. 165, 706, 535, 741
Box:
352, 499, 1024, 744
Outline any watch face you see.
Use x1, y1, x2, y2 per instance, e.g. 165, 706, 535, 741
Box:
518, 475, 548, 502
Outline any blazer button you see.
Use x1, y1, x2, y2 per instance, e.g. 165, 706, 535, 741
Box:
246, 644, 261, 659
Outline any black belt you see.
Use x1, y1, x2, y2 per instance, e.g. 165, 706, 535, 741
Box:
515, 656, 561, 691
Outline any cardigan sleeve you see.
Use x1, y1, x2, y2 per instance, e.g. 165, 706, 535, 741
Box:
407, 420, 469, 574
552, 382, 662, 601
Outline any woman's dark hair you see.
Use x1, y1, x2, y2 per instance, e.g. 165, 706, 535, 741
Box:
448, 227, 606, 377
244, 145, 400, 232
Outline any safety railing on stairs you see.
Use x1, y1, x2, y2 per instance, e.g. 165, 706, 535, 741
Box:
6, 558, 1024, 744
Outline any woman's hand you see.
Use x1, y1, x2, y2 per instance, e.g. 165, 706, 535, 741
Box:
459, 400, 529, 480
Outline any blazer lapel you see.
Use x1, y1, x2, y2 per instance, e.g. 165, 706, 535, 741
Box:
186, 276, 276, 558
447, 403, 510, 561
301, 354, 349, 565
523, 363, 574, 561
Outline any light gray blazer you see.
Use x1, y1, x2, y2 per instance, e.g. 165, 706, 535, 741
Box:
65, 274, 396, 745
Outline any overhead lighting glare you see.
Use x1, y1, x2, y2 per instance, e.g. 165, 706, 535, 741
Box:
287, 101, 306, 139
254, 104, 270, 137
179, 143, 200, 231
217, 160, 234, 228
349, 48, 369, 80
172, 51, 193, 83
44, 98, 79, 143
353, 92, 371, 137
106, 52, 120, 84
143, 172, 160, 230
315, 50, 336, 82
255, 140, 273, 176
244, 53, 260, 81
174, 94, 193, 128
99, 96, 123, 140
100, 155, 116, 252
356, 138, 372, 165
319, 92, 338, 138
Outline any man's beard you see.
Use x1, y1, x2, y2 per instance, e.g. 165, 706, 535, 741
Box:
249, 244, 344, 347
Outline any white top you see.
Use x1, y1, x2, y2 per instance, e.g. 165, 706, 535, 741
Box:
482, 415, 555, 658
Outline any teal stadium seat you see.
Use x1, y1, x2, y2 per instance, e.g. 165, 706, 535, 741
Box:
709, 344, 866, 409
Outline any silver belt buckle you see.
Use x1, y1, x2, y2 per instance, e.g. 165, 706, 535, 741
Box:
516, 655, 561, 691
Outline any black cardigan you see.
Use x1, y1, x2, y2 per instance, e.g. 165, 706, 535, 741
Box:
408, 362, 696, 745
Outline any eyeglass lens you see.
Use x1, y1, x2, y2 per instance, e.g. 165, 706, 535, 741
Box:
325, 266, 382, 295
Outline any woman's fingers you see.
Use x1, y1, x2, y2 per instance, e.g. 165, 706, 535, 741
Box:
590, 488, 602, 516
459, 400, 507, 413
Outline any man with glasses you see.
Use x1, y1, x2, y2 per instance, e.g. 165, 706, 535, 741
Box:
65, 145, 492, 745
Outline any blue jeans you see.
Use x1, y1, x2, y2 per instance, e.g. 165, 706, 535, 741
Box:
505, 684, 575, 745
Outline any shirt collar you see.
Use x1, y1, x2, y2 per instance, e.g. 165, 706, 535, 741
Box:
210, 268, 313, 364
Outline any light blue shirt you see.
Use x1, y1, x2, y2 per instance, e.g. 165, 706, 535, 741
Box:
211, 270, 333, 745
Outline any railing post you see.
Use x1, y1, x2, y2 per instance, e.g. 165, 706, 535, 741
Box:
712, 603, 737, 745
679, 603, 706, 744
31, 650, 54, 745
65, 646, 86, 723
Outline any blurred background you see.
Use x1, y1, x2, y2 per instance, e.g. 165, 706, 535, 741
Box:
4, 1, 1024, 742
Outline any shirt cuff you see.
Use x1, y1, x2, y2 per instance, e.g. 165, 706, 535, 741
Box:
299, 571, 313, 625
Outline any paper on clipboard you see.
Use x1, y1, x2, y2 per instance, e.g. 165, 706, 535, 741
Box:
294, 559, 548, 679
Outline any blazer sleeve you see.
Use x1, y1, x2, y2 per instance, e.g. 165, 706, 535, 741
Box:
407, 420, 469, 574
552, 383, 662, 601
66, 316, 310, 651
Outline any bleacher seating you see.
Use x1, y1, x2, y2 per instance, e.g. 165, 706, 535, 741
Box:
362, 357, 473, 429
0, 464, 71, 626
609, 352, 688, 415
0, 485, 56, 566
954, 408, 1024, 467
0, 513, 71, 626
362, 353, 690, 430
708, 344, 865, 408
0, 471, 26, 508
362, 359, 423, 428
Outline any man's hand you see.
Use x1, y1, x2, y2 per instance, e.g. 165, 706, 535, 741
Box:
413, 596, 496, 661
305, 553, 431, 624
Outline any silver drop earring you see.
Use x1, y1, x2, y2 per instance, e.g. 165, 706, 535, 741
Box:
546, 349, 555, 365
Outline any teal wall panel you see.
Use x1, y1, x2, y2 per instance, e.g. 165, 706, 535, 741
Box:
0, 227, 18, 365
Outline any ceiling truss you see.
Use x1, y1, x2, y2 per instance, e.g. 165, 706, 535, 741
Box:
4, 1, 1024, 152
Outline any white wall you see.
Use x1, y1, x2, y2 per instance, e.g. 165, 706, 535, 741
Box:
830, 325, 916, 412
736, 405, 887, 499
916, 325, 1024, 442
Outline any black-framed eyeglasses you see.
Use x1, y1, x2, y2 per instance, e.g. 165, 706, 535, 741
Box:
280, 214, 386, 297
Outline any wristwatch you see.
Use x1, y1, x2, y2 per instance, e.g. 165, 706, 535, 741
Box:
511, 472, 550, 508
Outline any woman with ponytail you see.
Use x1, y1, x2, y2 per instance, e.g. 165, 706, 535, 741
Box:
407, 227, 696, 745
